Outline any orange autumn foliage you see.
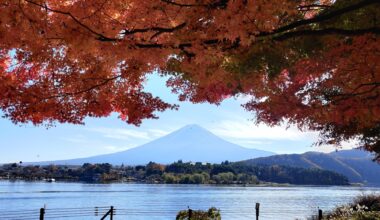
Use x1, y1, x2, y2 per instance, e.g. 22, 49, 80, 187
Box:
1, 0, 380, 157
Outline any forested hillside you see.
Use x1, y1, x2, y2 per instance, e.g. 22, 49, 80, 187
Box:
241, 150, 380, 184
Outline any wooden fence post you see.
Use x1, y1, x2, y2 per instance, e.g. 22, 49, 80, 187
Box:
110, 206, 114, 220
318, 209, 323, 220
255, 203, 260, 220
39, 208, 45, 220
188, 207, 193, 219
100, 206, 114, 220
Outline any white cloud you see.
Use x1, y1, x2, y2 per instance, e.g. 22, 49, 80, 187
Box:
148, 129, 171, 137
86, 127, 170, 141
211, 120, 318, 141
87, 127, 150, 140
232, 94, 254, 104
238, 140, 273, 145
315, 140, 359, 153
103, 145, 131, 152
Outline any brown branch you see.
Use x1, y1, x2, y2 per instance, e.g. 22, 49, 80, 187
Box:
160, 0, 206, 7
151, 22, 187, 39
132, 0, 380, 49
25, 0, 117, 41
122, 22, 187, 39
23, 0, 380, 56
272, 27, 380, 41
260, 0, 379, 37
160, 0, 228, 9
328, 83, 380, 103
127, 26, 380, 54
350, 82, 380, 94
42, 75, 122, 100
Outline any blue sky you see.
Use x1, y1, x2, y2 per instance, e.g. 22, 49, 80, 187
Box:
0, 74, 352, 163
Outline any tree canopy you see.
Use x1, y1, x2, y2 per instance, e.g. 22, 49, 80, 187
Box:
0, 0, 379, 157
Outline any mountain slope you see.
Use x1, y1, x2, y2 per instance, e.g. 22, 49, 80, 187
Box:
241, 149, 380, 184
36, 124, 275, 165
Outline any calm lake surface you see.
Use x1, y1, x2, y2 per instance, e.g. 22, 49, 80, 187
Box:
0, 181, 379, 220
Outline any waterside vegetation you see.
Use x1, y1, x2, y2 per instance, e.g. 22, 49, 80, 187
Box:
0, 160, 349, 185
313, 195, 380, 220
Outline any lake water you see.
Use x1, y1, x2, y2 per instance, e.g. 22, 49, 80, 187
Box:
0, 181, 379, 220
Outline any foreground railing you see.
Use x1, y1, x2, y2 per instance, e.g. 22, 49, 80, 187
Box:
0, 203, 325, 219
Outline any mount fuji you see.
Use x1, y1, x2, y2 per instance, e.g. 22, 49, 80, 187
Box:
36, 124, 275, 165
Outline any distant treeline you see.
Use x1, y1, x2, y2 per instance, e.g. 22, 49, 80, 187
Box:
0, 160, 349, 185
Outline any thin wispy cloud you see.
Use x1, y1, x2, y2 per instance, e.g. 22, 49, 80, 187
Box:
232, 94, 254, 104
317, 140, 360, 153
210, 119, 357, 153
148, 129, 171, 137
103, 145, 131, 152
87, 127, 150, 140
86, 127, 170, 141
238, 140, 273, 145
211, 120, 318, 141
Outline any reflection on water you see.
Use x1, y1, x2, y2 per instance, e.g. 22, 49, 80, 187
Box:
0, 181, 379, 220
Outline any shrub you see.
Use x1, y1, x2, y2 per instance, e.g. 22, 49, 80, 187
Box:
319, 195, 380, 220
176, 207, 221, 220
163, 173, 178, 183
212, 172, 234, 184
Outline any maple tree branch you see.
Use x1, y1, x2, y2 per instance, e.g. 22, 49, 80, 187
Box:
25, 0, 187, 41
327, 83, 380, 103
22, 0, 379, 57
128, 26, 380, 54
123, 23, 186, 35
131, 0, 379, 49
122, 22, 187, 39
160, 0, 206, 7
273, 27, 380, 41
260, 0, 379, 37
43, 75, 122, 100
151, 22, 187, 39
351, 82, 380, 94
160, 0, 228, 9
25, 0, 118, 41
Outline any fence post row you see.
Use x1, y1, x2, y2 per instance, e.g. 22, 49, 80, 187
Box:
35, 204, 320, 219
39, 206, 113, 220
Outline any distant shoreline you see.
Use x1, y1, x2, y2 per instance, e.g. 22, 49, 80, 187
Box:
0, 160, 352, 186
0, 179, 364, 187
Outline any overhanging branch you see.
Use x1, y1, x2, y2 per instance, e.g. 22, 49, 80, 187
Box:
23, 0, 380, 54
25, 0, 118, 42
259, 0, 379, 37
123, 22, 187, 40
273, 27, 380, 41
